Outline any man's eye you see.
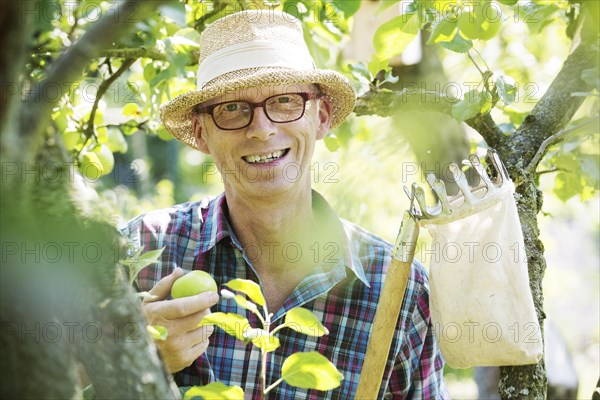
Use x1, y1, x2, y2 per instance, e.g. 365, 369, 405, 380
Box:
225, 103, 239, 111
277, 96, 291, 104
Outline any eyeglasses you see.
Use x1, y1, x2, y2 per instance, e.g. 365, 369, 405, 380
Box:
195, 92, 320, 131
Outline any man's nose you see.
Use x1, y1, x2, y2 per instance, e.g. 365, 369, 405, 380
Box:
245, 106, 275, 140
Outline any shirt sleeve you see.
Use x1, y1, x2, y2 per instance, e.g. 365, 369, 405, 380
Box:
387, 267, 450, 399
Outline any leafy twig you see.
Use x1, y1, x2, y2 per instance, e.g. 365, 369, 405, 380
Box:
264, 377, 284, 394
471, 47, 491, 71
525, 116, 599, 174
75, 58, 135, 159
467, 50, 485, 78
535, 168, 562, 176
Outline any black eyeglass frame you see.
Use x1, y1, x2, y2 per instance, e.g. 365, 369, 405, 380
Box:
194, 92, 321, 131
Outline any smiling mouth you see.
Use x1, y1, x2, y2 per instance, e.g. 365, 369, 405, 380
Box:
243, 149, 290, 164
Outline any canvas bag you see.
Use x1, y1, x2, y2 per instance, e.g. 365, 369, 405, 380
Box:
420, 180, 543, 368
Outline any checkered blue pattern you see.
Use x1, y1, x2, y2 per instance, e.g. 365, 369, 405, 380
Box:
121, 192, 448, 399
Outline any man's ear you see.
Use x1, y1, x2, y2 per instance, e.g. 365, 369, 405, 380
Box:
192, 113, 211, 155
315, 96, 333, 141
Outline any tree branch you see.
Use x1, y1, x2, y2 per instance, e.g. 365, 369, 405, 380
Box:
464, 112, 505, 149
17, 0, 169, 165
354, 89, 504, 148
104, 48, 200, 63
354, 89, 458, 118
75, 58, 136, 159
526, 116, 600, 174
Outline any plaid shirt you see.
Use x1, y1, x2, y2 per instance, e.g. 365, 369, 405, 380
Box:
122, 191, 448, 399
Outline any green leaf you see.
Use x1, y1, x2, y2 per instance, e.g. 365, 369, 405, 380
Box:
106, 128, 128, 153
496, 75, 517, 105
232, 294, 258, 312
281, 351, 344, 390
519, 3, 560, 34
224, 279, 266, 306
382, 69, 399, 85
123, 103, 141, 118
147, 325, 168, 341
502, 106, 529, 126
121, 119, 141, 136
347, 62, 372, 81
451, 89, 484, 121
157, 127, 174, 141
183, 382, 245, 400
62, 131, 83, 152
480, 90, 494, 114
143, 63, 157, 82
324, 136, 340, 152
497, 0, 518, 5
122, 247, 165, 287
173, 27, 201, 45
373, 13, 420, 60
579, 154, 600, 188
457, 1, 502, 41
243, 328, 281, 352
439, 31, 473, 53
198, 312, 251, 342
284, 307, 329, 337
427, 17, 457, 44
582, 68, 600, 90
367, 54, 388, 77
553, 171, 582, 202
330, 0, 361, 17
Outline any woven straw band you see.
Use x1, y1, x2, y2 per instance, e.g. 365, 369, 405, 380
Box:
197, 40, 316, 88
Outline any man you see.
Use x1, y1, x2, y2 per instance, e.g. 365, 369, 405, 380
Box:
122, 9, 448, 399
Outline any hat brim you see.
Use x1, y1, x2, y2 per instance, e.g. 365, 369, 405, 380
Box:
159, 67, 356, 149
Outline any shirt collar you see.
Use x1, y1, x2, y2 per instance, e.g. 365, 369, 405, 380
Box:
196, 190, 370, 288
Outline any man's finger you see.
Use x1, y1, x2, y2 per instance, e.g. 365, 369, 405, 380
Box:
145, 267, 185, 302
162, 291, 220, 319
175, 309, 213, 332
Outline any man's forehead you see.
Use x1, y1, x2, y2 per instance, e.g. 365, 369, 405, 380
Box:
205, 84, 315, 104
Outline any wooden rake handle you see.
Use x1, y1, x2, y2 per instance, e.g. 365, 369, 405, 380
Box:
355, 212, 419, 399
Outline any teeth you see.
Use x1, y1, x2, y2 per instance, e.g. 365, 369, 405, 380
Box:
244, 150, 286, 164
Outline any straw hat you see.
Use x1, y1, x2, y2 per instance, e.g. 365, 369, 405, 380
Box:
159, 9, 357, 149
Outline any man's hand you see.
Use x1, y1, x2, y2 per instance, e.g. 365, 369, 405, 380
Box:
142, 267, 219, 373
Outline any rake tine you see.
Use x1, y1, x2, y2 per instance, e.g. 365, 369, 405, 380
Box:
403, 184, 421, 217
467, 154, 498, 193
414, 185, 438, 218
426, 173, 451, 215
487, 150, 509, 184
449, 162, 475, 204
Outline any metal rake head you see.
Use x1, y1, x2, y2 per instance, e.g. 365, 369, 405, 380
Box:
404, 150, 512, 223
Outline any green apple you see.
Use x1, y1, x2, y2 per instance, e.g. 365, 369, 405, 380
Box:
458, 5, 502, 41
79, 152, 104, 180
171, 270, 218, 299
94, 145, 115, 174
